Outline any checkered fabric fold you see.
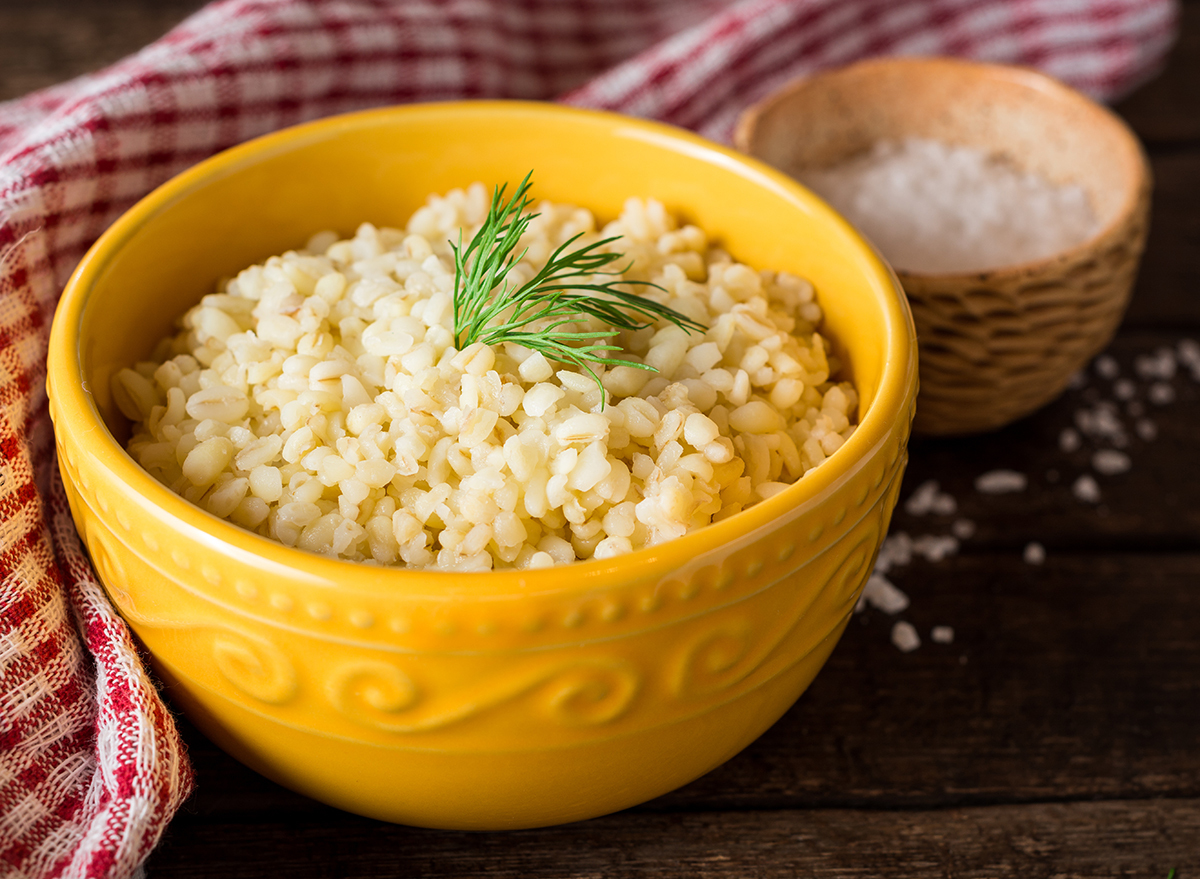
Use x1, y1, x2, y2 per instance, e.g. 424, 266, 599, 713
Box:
0, 0, 1178, 876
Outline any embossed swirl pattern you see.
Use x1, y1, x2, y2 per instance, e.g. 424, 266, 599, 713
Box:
65, 417, 904, 737
327, 658, 640, 733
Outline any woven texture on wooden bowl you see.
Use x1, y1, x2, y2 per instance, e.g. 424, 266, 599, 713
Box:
734, 56, 1152, 436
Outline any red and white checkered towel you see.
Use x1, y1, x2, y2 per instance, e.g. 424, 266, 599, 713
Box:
0, 0, 1178, 876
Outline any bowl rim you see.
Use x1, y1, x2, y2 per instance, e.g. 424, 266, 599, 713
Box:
733, 55, 1151, 281
49, 99, 916, 600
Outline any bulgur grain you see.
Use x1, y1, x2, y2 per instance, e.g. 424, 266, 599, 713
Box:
117, 185, 858, 569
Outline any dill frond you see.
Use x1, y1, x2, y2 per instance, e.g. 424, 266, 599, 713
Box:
451, 172, 705, 398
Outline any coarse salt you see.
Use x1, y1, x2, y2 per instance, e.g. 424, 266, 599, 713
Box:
1178, 339, 1200, 378
1134, 348, 1177, 381
1148, 382, 1176, 406
891, 620, 921, 653
1094, 354, 1119, 379
856, 572, 910, 615
873, 531, 914, 574
1092, 449, 1132, 475
1113, 379, 1136, 401
1073, 473, 1101, 504
974, 469, 1027, 495
904, 479, 957, 516
865, 338, 1188, 660
912, 534, 959, 563
1074, 403, 1127, 446
799, 137, 1098, 274
930, 625, 955, 645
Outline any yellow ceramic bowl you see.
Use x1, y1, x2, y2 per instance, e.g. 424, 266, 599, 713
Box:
47, 101, 917, 830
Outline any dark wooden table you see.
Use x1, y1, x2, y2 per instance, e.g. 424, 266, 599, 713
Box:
5, 2, 1198, 876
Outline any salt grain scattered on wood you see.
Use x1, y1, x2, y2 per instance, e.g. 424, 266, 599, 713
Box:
1095, 354, 1120, 379
913, 534, 959, 563
1092, 449, 1132, 475
891, 621, 921, 653
857, 572, 911, 614
904, 479, 957, 516
975, 469, 1028, 494
1113, 378, 1137, 401
1023, 542, 1046, 565
931, 626, 955, 645
1149, 382, 1176, 405
1059, 428, 1082, 453
1075, 402, 1126, 444
1134, 348, 1177, 381
1073, 473, 1102, 503
1136, 419, 1158, 441
951, 518, 976, 540
1178, 339, 1200, 380
874, 532, 914, 574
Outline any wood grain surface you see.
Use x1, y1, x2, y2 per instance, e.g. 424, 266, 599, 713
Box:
139, 800, 1200, 878
4, 1, 1198, 877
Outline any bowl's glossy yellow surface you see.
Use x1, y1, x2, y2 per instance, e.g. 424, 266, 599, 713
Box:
47, 101, 917, 830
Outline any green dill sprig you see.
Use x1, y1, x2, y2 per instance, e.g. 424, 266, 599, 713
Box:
451, 172, 705, 396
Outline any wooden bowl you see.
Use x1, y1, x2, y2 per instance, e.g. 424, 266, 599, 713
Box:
734, 56, 1151, 436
